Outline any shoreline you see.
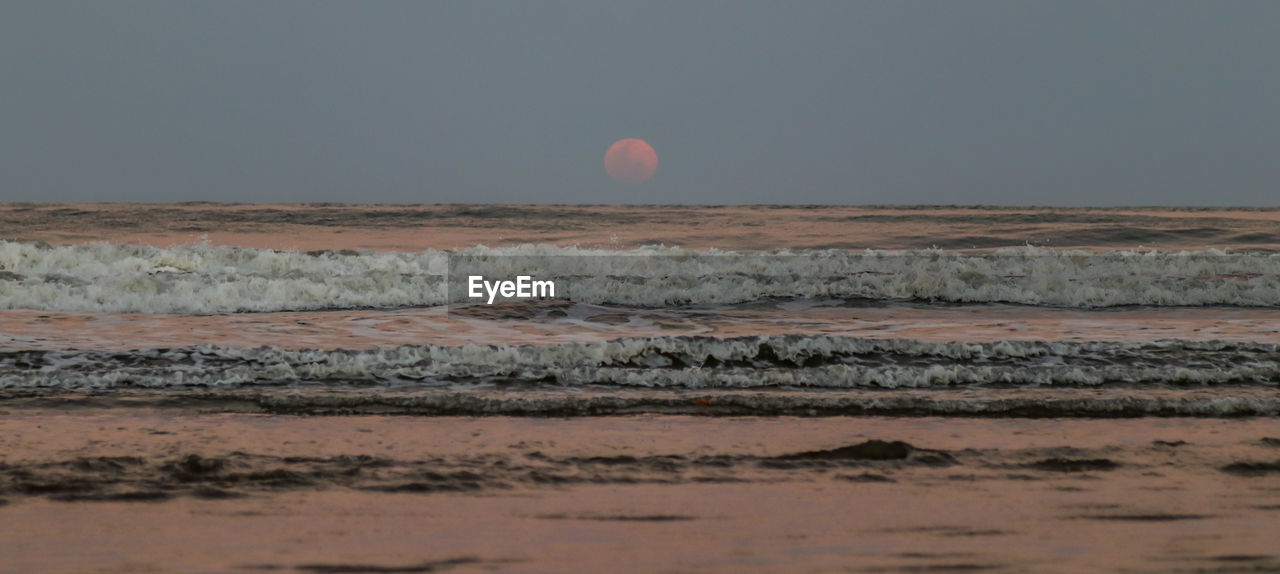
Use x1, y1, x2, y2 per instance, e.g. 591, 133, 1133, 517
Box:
4, 388, 1280, 418
6, 203, 1280, 252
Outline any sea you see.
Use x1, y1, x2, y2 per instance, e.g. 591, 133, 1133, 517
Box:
3, 203, 1279, 419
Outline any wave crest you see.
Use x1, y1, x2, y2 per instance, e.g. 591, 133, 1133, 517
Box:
3, 335, 1277, 391
4, 242, 1280, 312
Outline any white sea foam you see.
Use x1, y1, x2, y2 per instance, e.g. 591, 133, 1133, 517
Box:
0, 240, 449, 313
4, 241, 1280, 312
249, 389, 1280, 418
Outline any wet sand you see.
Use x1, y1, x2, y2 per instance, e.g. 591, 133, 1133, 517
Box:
3, 410, 1280, 573
5, 304, 1280, 351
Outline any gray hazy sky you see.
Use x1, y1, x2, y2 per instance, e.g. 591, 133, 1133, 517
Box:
2, 1, 1277, 205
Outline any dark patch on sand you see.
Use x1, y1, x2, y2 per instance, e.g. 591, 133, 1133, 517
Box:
837, 472, 897, 483
894, 553, 978, 559
14, 478, 101, 495
1, 445, 945, 502
1152, 440, 1188, 447
50, 490, 172, 502
1260, 437, 1280, 447
66, 456, 146, 473
536, 513, 695, 522
232, 469, 314, 487
780, 440, 915, 461
1221, 461, 1280, 476
569, 455, 685, 473
690, 475, 750, 483
1209, 555, 1276, 562
244, 557, 502, 573
880, 526, 1010, 538
164, 454, 229, 481
1075, 514, 1211, 521
362, 475, 491, 494
1025, 458, 1119, 472
773, 440, 956, 468
0, 439, 1249, 509
939, 530, 1009, 538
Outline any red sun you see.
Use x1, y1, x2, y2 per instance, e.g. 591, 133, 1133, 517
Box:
604, 138, 658, 184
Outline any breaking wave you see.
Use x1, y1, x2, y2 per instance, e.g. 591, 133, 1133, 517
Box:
3, 335, 1278, 392
4, 241, 1280, 313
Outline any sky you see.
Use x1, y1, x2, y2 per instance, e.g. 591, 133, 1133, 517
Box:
1, 1, 1278, 206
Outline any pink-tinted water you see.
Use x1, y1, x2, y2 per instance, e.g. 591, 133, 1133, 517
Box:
5, 203, 1280, 252
6, 203, 1280, 351
3, 305, 1280, 351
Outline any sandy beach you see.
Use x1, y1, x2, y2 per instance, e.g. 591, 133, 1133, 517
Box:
3, 409, 1280, 573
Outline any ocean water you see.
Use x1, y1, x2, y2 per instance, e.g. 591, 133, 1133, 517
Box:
2, 204, 1280, 417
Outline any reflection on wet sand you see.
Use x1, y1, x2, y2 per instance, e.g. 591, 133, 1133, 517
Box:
2, 413, 1279, 573
4, 302, 1280, 351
